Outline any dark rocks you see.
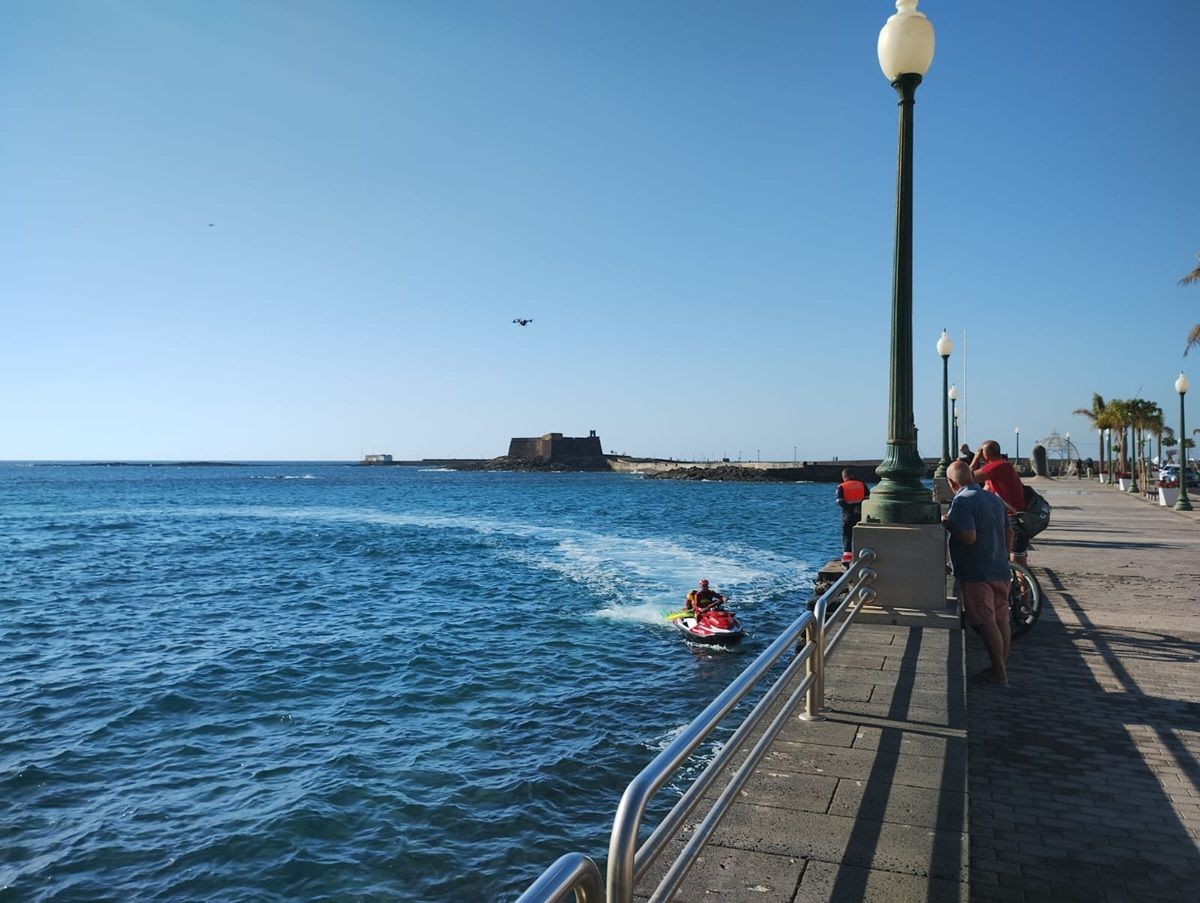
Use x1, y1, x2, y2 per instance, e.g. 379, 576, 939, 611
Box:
455, 455, 613, 473
642, 462, 936, 483
644, 465, 796, 482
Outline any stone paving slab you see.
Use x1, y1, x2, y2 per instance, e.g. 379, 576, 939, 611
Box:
708, 804, 968, 882
661, 623, 970, 901
966, 479, 1200, 901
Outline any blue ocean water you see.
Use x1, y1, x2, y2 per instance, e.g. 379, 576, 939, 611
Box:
0, 463, 841, 901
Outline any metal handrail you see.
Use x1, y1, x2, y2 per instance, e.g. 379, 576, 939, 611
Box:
514, 550, 878, 903
514, 853, 604, 903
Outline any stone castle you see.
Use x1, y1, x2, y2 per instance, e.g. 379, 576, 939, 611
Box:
507, 431, 604, 463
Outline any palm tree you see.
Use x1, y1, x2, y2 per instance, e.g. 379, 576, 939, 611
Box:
1181, 253, 1200, 354
1073, 393, 1107, 477
1159, 423, 1175, 474
1163, 431, 1178, 468
1095, 403, 1121, 482
1130, 399, 1165, 490
1106, 399, 1134, 477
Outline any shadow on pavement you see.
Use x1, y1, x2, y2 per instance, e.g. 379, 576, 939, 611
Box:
829, 629, 966, 901
966, 567, 1200, 900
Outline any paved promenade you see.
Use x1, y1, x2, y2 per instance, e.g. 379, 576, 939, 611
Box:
967, 479, 1200, 900
662, 479, 1199, 901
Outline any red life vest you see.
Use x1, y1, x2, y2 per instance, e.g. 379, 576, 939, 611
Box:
839, 480, 867, 504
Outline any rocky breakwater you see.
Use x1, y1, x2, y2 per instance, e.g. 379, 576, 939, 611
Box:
642, 463, 892, 483
645, 465, 797, 482
455, 455, 614, 473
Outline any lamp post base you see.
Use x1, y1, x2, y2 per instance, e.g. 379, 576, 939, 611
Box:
863, 443, 941, 525
852, 523, 951, 615
1175, 496, 1194, 512
861, 481, 941, 525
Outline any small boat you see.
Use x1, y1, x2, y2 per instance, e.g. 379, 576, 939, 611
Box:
666, 605, 745, 647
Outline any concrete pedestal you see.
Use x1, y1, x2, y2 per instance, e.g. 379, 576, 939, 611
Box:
853, 522, 959, 629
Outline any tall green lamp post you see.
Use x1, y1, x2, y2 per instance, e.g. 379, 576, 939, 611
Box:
934, 330, 953, 479
1176, 372, 1192, 511
1129, 421, 1140, 492
1014, 426, 1020, 471
862, 0, 940, 525
949, 384, 958, 452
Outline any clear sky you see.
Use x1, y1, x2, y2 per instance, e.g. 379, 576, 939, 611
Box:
4, 0, 1198, 461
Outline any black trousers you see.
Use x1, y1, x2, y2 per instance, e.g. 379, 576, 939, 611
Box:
841, 513, 861, 554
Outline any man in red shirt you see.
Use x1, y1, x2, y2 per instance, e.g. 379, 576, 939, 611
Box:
971, 440, 1028, 564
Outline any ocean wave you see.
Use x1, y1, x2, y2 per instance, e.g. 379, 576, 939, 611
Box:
0, 466, 835, 902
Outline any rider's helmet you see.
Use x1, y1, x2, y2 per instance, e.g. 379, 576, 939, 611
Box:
699, 579, 709, 587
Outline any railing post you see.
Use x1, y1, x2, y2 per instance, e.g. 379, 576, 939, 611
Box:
800, 610, 826, 722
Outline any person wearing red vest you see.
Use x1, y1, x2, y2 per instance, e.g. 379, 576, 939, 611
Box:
970, 440, 1028, 565
836, 469, 871, 563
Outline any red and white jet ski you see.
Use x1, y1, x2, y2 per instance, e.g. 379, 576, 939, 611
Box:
667, 605, 745, 647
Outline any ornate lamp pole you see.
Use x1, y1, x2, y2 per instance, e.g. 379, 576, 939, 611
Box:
862, 0, 939, 525
949, 384, 958, 451
1176, 372, 1192, 511
1065, 431, 1072, 475
935, 330, 953, 478
1014, 426, 1020, 470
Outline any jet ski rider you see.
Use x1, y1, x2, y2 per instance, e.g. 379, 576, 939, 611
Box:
686, 579, 726, 614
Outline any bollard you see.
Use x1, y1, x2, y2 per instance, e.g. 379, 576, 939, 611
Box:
1031, 444, 1049, 477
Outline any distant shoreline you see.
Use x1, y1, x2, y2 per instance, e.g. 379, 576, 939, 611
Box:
11, 459, 937, 484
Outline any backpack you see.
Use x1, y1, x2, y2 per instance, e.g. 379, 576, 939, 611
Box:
1013, 485, 1052, 539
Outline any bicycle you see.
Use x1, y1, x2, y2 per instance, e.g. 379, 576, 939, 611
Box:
1008, 560, 1042, 639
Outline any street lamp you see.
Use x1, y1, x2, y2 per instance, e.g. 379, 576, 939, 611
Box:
1176, 372, 1192, 511
949, 384, 958, 452
935, 329, 953, 478
1014, 426, 1020, 470
862, 0, 939, 525
1065, 431, 1071, 475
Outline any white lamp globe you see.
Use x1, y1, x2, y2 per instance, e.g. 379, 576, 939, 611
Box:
936, 329, 953, 358
878, 0, 935, 81
1177, 372, 1190, 395
948, 384, 957, 401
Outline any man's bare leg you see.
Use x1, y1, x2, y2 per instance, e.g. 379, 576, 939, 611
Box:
975, 620, 1009, 684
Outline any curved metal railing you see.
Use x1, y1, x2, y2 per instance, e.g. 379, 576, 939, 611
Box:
514, 853, 604, 903
515, 550, 878, 903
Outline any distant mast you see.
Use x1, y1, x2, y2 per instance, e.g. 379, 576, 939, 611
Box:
961, 330, 967, 446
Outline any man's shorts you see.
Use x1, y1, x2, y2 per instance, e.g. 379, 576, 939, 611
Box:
961, 580, 1010, 627
1009, 515, 1030, 555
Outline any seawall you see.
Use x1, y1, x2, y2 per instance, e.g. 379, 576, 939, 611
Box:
609, 458, 937, 482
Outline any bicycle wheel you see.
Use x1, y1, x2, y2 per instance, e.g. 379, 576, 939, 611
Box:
1009, 563, 1042, 639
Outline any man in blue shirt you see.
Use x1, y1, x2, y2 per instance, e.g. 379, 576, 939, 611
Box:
943, 461, 1014, 686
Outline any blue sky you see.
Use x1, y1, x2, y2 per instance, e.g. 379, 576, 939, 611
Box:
3, 0, 1198, 461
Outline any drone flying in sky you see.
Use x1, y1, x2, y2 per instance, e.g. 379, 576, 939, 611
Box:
512, 318, 533, 327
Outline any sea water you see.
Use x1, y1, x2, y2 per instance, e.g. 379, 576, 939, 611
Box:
0, 463, 842, 901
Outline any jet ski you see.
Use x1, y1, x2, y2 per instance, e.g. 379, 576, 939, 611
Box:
666, 605, 745, 647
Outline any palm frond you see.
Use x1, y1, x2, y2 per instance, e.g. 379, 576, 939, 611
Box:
1180, 253, 1200, 286
1187, 323, 1200, 356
